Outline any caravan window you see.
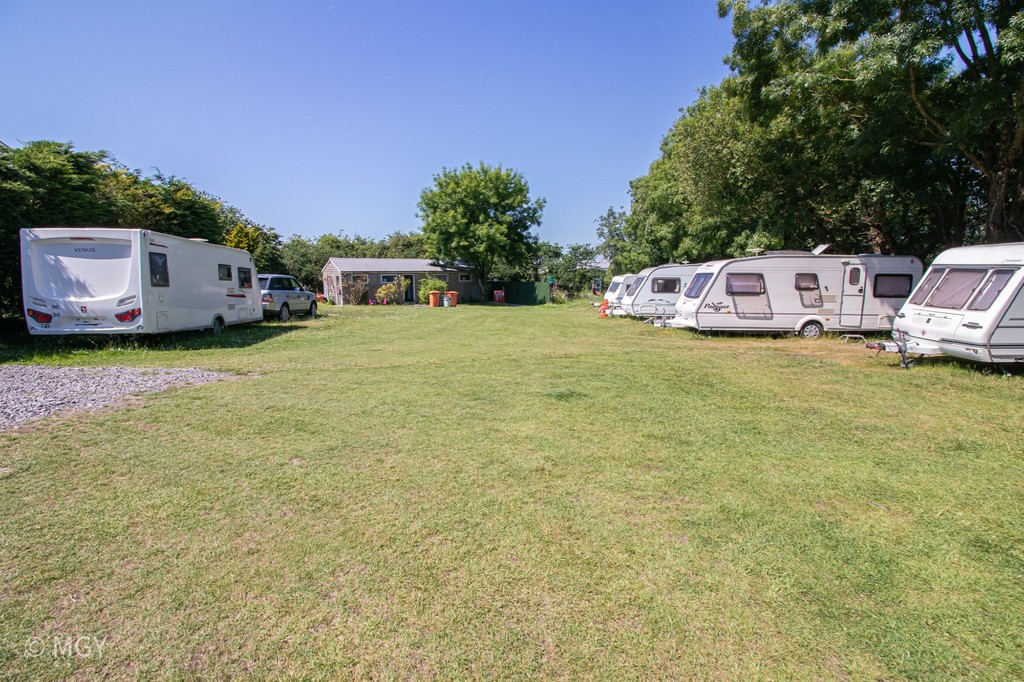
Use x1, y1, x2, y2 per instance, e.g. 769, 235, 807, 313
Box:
795, 273, 822, 308
625, 277, 646, 297
873, 274, 913, 298
925, 269, 987, 309
726, 273, 765, 296
909, 268, 945, 305
149, 252, 169, 287
684, 273, 712, 298
794, 273, 819, 291
651, 277, 680, 294
218, 264, 232, 281
238, 267, 253, 289
607, 282, 620, 294
968, 269, 1016, 311
848, 268, 862, 286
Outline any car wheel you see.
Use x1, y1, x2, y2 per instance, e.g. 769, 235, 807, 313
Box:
211, 316, 224, 335
279, 304, 290, 322
308, 301, 317, 318
799, 321, 824, 338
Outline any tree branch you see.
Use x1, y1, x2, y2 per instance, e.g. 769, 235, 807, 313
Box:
907, 64, 991, 179
976, 13, 996, 62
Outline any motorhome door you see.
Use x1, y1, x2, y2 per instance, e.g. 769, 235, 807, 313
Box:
839, 264, 865, 326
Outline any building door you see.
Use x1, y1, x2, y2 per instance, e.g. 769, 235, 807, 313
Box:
404, 275, 416, 302
840, 264, 865, 327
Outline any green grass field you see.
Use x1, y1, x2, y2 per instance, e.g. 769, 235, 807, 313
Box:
1, 303, 1022, 680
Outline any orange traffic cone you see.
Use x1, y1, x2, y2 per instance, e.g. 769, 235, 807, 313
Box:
599, 298, 609, 318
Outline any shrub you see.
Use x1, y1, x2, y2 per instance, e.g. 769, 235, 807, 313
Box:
376, 282, 398, 304
550, 288, 568, 304
417, 277, 449, 304
342, 279, 368, 305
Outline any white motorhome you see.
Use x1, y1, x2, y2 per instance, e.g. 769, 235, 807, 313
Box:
889, 242, 1024, 364
614, 264, 700, 318
21, 227, 262, 335
667, 249, 922, 337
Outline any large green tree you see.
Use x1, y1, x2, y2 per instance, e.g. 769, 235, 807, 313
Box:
418, 163, 545, 294
0, 141, 116, 316
720, 0, 1023, 245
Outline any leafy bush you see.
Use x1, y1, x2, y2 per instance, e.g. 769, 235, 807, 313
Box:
342, 278, 368, 305
375, 282, 398, 304
417, 277, 448, 304
550, 288, 568, 304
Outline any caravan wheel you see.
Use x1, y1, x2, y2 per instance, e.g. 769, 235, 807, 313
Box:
799, 321, 824, 338
211, 317, 225, 335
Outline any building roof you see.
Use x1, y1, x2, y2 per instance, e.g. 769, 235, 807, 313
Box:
322, 257, 472, 274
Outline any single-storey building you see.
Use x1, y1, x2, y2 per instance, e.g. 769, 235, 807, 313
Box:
321, 258, 482, 304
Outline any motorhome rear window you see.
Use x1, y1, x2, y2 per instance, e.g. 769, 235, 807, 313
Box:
218, 264, 232, 281
794, 273, 818, 291
726, 273, 765, 296
925, 269, 987, 309
684, 273, 712, 298
149, 252, 169, 287
625, 277, 646, 296
238, 267, 253, 289
908, 268, 945, 305
967, 269, 1016, 311
873, 274, 913, 298
651, 277, 680, 294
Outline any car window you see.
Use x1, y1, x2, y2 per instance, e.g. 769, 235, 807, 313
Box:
288, 278, 302, 290
258, 276, 269, 289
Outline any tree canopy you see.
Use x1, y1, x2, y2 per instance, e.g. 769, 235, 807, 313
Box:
606, 0, 1024, 272
418, 163, 545, 293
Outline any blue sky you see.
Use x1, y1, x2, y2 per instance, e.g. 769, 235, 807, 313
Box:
1, 1, 735, 246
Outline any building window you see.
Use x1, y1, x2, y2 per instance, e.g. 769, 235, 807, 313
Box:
350, 274, 368, 283
430, 274, 449, 282
459, 273, 472, 282
238, 267, 253, 289
149, 252, 169, 287
725, 273, 765, 296
873, 274, 914, 298
218, 264, 232, 281
380, 274, 397, 283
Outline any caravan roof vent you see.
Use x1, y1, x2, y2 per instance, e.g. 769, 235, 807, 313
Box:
812, 243, 831, 255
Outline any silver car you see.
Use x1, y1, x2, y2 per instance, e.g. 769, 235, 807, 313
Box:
258, 274, 317, 321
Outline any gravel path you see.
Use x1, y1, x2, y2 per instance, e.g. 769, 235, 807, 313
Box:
0, 366, 231, 430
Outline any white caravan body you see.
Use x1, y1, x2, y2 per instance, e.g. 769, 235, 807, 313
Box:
606, 274, 636, 313
21, 227, 262, 335
615, 264, 700, 318
603, 275, 627, 305
892, 242, 1024, 364
668, 252, 922, 336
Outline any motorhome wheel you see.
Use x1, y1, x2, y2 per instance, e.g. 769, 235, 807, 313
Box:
799, 321, 824, 338
279, 304, 290, 322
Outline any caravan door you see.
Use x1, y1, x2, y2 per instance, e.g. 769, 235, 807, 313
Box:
839, 264, 865, 327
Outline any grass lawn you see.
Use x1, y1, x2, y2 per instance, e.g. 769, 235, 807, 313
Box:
1, 302, 1022, 679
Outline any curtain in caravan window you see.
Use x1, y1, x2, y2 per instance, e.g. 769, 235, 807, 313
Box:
909, 268, 945, 305
873, 274, 913, 298
925, 269, 987, 309
725, 273, 765, 296
651, 277, 680, 294
968, 269, 1016, 311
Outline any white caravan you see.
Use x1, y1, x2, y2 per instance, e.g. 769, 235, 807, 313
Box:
21, 227, 262, 335
603, 274, 636, 307
668, 249, 922, 337
614, 264, 700, 318
889, 242, 1024, 364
